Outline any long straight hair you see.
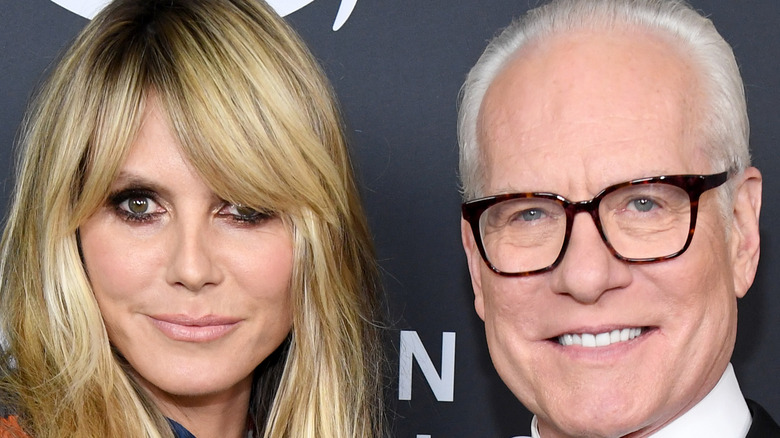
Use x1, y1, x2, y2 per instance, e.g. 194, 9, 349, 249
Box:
0, 0, 384, 436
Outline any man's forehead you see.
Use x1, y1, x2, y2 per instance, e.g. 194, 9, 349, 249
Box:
480, 27, 700, 124
477, 27, 706, 196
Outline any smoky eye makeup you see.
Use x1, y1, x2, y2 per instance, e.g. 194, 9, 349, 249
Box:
217, 203, 275, 225
104, 177, 277, 227
107, 187, 164, 223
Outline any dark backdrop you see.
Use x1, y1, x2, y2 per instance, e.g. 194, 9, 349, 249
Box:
1, 1, 778, 437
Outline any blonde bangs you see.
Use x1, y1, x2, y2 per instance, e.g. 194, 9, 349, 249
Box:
139, 1, 349, 225
74, 71, 147, 230
35, 6, 156, 232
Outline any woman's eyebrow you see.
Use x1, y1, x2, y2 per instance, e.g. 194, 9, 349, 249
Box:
109, 172, 170, 199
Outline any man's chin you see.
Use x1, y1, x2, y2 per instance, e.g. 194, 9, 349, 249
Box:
537, 414, 654, 438
530, 385, 667, 438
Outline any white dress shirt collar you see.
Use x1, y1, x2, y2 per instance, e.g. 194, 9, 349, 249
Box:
528, 363, 751, 438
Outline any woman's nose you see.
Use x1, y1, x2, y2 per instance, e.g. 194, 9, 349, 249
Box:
165, 220, 223, 291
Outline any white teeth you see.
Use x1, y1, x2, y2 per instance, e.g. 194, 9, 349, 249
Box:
582, 333, 596, 347
595, 332, 610, 347
558, 327, 643, 347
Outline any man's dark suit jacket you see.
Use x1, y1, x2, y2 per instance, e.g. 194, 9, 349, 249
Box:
746, 399, 780, 437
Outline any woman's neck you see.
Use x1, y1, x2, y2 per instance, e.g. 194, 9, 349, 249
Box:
139, 374, 254, 438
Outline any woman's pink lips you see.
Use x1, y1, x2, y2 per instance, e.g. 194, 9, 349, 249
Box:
149, 315, 240, 342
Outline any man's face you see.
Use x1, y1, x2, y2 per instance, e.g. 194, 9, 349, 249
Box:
462, 29, 761, 437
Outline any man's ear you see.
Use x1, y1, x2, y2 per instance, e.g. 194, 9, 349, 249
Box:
730, 166, 762, 298
462, 218, 486, 320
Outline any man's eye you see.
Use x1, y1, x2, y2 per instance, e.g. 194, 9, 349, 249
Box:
503, 208, 548, 225
627, 198, 657, 213
519, 208, 546, 221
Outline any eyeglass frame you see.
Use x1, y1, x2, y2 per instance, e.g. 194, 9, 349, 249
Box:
461, 171, 730, 277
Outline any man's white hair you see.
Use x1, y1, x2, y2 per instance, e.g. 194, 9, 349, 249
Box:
458, 0, 749, 205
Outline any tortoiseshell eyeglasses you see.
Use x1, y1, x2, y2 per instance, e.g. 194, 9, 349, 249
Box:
462, 172, 729, 276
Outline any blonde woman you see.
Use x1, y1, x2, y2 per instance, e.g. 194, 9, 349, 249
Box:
0, 0, 384, 437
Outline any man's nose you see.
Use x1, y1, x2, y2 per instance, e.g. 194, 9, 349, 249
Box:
550, 213, 631, 303
165, 220, 223, 291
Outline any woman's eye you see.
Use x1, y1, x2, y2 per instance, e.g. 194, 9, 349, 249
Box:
221, 204, 272, 223
125, 197, 153, 214
117, 195, 161, 218
109, 190, 163, 223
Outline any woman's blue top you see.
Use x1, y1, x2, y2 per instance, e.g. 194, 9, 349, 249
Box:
168, 418, 197, 438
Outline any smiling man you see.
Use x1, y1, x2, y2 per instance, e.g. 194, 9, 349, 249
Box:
458, 1, 778, 437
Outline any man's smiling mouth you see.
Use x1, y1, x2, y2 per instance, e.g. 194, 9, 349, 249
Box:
557, 327, 645, 347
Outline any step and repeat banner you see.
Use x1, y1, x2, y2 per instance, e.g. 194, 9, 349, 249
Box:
1, 1, 779, 436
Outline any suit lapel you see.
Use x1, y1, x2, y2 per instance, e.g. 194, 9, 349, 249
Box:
746, 399, 780, 437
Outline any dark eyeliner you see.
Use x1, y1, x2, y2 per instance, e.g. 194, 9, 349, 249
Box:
237, 210, 273, 224
107, 187, 160, 223
222, 204, 274, 225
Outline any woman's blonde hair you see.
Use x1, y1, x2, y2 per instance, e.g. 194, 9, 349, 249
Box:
0, 0, 384, 436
